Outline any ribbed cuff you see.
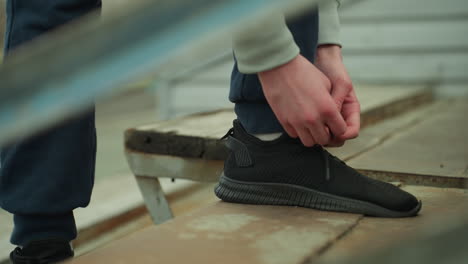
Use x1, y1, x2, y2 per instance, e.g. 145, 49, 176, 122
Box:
11, 212, 77, 246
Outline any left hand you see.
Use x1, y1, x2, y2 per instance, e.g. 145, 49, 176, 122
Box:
315, 44, 361, 147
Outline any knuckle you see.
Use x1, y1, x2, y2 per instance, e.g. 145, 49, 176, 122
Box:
288, 118, 301, 127
321, 106, 335, 118
317, 138, 328, 146
338, 126, 347, 135
339, 79, 353, 90
303, 114, 318, 125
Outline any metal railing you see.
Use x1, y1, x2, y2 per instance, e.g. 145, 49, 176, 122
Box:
0, 0, 317, 146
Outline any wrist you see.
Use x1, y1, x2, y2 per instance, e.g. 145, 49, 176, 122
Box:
316, 44, 342, 61
259, 54, 301, 75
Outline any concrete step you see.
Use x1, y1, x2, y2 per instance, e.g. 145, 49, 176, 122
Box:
318, 186, 468, 263
68, 186, 468, 264
68, 98, 468, 263
346, 98, 468, 187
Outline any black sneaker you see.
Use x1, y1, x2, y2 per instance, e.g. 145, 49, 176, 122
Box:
10, 238, 74, 264
214, 120, 422, 217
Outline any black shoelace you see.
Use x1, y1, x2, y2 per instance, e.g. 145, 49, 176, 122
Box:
316, 145, 348, 181
317, 145, 331, 181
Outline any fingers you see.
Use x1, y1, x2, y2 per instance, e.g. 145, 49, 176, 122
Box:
282, 122, 299, 138
340, 109, 360, 140
324, 107, 347, 138
338, 92, 361, 141
326, 139, 345, 148
307, 124, 330, 146
284, 103, 342, 147
331, 79, 353, 112
281, 119, 318, 146
296, 127, 316, 147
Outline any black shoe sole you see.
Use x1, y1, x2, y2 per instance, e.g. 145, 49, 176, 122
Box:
214, 174, 422, 218
10, 252, 73, 264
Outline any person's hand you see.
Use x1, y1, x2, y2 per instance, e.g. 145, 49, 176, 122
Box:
258, 54, 347, 147
315, 45, 361, 147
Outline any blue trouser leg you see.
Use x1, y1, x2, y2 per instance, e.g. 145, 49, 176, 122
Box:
0, 0, 100, 246
230, 10, 319, 133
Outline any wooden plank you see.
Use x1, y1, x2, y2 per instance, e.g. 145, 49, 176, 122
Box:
129, 85, 430, 133
316, 186, 468, 263
134, 176, 174, 224
0, 173, 201, 263
125, 85, 431, 158
68, 202, 361, 264
73, 183, 219, 258
68, 185, 468, 264
126, 100, 466, 189
348, 98, 468, 184
328, 101, 449, 161
356, 86, 431, 127
126, 152, 224, 181
125, 88, 447, 191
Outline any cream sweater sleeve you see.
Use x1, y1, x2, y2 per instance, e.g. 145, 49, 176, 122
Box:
232, 13, 299, 74
233, 0, 341, 74
318, 0, 341, 46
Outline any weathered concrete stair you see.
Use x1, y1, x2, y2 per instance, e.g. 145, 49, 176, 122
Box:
70, 86, 468, 263
68, 186, 468, 264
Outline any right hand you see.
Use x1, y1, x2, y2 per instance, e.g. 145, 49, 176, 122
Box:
258, 55, 347, 147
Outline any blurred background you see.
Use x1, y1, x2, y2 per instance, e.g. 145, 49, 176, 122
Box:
0, 0, 467, 261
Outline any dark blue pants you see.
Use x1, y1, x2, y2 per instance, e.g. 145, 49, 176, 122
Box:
0, 0, 318, 246
231, 10, 319, 133
1, 0, 100, 245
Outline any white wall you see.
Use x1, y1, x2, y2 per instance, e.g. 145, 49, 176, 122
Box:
340, 0, 468, 96
161, 0, 468, 118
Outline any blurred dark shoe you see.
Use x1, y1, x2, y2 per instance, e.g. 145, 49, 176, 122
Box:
10, 238, 73, 264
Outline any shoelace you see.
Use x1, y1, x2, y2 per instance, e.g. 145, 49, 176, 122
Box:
317, 145, 348, 181
317, 145, 331, 181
